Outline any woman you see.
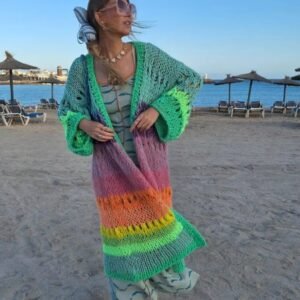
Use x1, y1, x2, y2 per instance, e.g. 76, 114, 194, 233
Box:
58, 0, 207, 299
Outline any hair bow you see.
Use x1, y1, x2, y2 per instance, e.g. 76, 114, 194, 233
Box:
74, 7, 97, 43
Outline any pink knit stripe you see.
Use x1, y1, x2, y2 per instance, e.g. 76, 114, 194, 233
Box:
92, 127, 170, 197
133, 129, 170, 189
92, 141, 143, 177
93, 167, 170, 198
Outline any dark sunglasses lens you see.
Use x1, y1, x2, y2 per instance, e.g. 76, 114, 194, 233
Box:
118, 0, 128, 11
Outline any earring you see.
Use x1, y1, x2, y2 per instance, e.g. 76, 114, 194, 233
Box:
99, 20, 107, 30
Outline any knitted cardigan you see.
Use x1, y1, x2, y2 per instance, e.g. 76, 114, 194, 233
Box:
58, 41, 207, 282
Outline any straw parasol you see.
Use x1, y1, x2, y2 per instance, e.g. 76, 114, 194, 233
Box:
272, 76, 300, 103
292, 68, 300, 80
214, 74, 243, 105
0, 51, 38, 103
292, 75, 300, 80
233, 70, 271, 108
38, 76, 64, 99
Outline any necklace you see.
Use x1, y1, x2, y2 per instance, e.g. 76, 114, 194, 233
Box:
99, 44, 129, 64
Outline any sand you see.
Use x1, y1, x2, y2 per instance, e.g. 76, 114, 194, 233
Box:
0, 111, 299, 300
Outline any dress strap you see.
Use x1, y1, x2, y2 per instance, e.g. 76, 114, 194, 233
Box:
131, 45, 136, 66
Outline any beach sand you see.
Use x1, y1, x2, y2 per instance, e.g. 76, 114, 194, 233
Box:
0, 111, 299, 300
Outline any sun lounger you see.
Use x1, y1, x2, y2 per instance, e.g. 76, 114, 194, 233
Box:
230, 101, 249, 118
248, 101, 265, 118
217, 101, 230, 113
7, 104, 47, 125
38, 99, 51, 109
0, 102, 30, 126
48, 98, 59, 109
284, 101, 297, 114
0, 101, 21, 126
0, 104, 15, 126
19, 104, 47, 123
6, 104, 30, 125
271, 101, 285, 113
23, 105, 38, 112
292, 102, 300, 117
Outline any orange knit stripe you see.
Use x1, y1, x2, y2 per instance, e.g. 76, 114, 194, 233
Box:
100, 210, 176, 239
96, 187, 172, 228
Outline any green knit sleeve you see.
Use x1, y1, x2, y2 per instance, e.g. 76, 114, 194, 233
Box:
148, 44, 203, 142
57, 56, 93, 156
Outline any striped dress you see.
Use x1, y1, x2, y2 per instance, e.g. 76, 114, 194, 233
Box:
99, 76, 138, 166
99, 78, 201, 300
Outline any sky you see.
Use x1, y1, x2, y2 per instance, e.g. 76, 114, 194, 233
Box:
0, 0, 299, 79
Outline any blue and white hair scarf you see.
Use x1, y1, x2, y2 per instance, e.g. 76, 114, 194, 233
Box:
74, 7, 97, 43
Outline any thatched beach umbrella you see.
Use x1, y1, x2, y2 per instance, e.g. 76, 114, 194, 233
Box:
292, 68, 300, 80
233, 70, 271, 108
38, 76, 64, 99
292, 75, 300, 80
214, 74, 243, 105
0, 51, 38, 103
272, 76, 300, 103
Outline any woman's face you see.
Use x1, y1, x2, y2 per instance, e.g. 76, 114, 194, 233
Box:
95, 0, 134, 37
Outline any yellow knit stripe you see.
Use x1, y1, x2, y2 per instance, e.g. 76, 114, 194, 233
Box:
103, 220, 183, 256
100, 210, 175, 239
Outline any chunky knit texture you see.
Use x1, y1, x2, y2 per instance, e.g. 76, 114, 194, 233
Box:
58, 41, 207, 282
58, 41, 203, 154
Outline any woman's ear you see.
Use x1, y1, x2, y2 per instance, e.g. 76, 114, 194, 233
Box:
95, 12, 108, 31
94, 11, 103, 27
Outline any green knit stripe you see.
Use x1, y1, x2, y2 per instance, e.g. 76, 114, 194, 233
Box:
167, 88, 192, 135
59, 111, 93, 156
104, 237, 205, 282
103, 220, 183, 256
129, 41, 145, 124
103, 208, 207, 282
172, 208, 207, 246
150, 87, 191, 142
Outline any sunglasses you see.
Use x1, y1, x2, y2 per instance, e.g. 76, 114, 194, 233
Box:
98, 0, 137, 19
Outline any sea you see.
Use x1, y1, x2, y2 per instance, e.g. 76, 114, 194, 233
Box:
0, 81, 299, 107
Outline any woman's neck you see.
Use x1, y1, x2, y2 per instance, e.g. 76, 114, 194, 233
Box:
98, 34, 124, 59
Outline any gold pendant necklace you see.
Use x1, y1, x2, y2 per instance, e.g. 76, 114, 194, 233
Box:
99, 44, 128, 64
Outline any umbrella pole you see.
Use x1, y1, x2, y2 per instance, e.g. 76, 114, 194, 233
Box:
9, 69, 14, 103
283, 84, 287, 104
247, 80, 253, 108
228, 83, 231, 105
51, 83, 54, 99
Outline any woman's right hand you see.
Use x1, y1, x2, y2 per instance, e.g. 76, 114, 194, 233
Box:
79, 119, 115, 142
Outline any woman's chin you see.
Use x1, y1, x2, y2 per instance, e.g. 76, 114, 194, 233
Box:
121, 28, 132, 36
119, 24, 132, 35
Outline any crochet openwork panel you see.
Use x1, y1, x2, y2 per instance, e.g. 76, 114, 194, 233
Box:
58, 41, 203, 155
58, 55, 93, 155
143, 43, 203, 142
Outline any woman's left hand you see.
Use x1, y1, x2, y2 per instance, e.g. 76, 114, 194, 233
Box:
130, 107, 160, 132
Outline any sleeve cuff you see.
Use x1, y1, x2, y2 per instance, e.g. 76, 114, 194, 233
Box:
150, 88, 191, 142
59, 111, 93, 156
